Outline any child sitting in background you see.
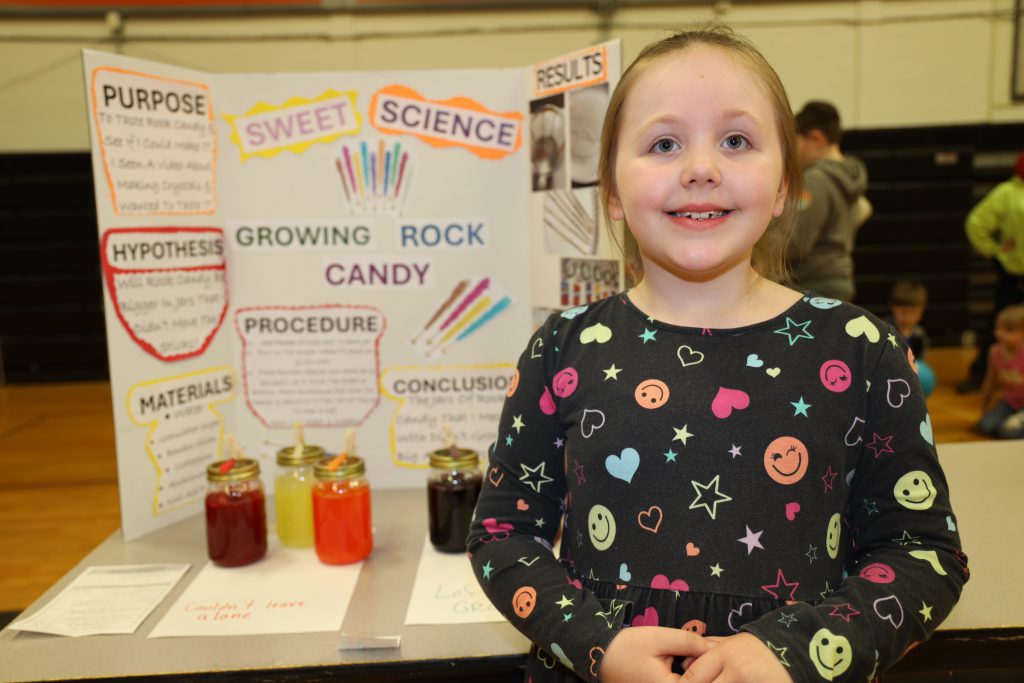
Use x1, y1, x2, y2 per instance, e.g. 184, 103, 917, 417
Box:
888, 280, 935, 395
888, 280, 930, 360
978, 304, 1024, 438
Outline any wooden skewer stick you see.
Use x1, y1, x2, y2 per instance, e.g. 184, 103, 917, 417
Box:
327, 428, 357, 471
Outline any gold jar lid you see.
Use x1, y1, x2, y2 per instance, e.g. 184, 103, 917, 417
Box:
429, 447, 479, 470
207, 458, 260, 482
314, 455, 366, 480
276, 444, 324, 466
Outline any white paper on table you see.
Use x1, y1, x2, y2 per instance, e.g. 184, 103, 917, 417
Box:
9, 564, 190, 637
148, 539, 361, 637
404, 533, 503, 625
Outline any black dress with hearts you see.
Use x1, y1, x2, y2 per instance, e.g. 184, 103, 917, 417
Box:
467, 292, 968, 683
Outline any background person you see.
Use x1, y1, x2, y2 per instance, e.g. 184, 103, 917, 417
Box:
787, 100, 870, 301
887, 280, 936, 395
977, 304, 1024, 438
958, 150, 1024, 393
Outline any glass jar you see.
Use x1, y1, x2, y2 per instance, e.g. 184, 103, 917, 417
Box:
274, 444, 323, 547
427, 448, 482, 553
312, 456, 373, 564
205, 458, 267, 567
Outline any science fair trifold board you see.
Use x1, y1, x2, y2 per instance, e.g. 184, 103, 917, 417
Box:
82, 43, 622, 540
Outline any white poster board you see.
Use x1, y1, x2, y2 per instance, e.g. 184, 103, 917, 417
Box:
82, 42, 621, 540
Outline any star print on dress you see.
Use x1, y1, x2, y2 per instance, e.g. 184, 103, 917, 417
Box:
519, 462, 554, 493
866, 433, 895, 458
738, 525, 764, 554
765, 641, 791, 668
761, 568, 799, 600
821, 465, 839, 492
829, 603, 861, 622
466, 295, 966, 683
689, 474, 732, 519
773, 317, 814, 345
791, 397, 811, 417
595, 600, 626, 628
806, 545, 819, 563
572, 460, 586, 485
673, 425, 694, 445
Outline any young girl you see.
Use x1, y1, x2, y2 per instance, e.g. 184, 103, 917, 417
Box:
977, 304, 1024, 438
468, 26, 967, 683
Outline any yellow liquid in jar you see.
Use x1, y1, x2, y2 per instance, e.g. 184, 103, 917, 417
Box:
275, 469, 315, 547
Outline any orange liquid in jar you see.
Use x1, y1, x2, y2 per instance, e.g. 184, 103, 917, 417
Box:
312, 481, 372, 564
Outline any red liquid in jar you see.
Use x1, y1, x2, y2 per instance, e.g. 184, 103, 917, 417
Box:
205, 488, 267, 567
313, 482, 372, 564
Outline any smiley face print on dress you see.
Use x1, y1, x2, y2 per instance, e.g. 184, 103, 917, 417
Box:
826, 512, 842, 559
809, 628, 852, 679
763, 436, 809, 485
806, 296, 842, 310
512, 586, 537, 618
894, 471, 937, 510
681, 619, 707, 636
552, 368, 579, 398
587, 504, 616, 550
507, 369, 520, 397
634, 379, 670, 409
819, 360, 852, 393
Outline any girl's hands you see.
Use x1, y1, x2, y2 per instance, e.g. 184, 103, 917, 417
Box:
599, 626, 716, 683
680, 633, 794, 683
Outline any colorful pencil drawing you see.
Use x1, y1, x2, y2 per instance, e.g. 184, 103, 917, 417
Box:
410, 276, 513, 357
335, 139, 412, 216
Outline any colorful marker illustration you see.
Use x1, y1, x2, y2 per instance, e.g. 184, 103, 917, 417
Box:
335, 139, 412, 215
411, 276, 513, 356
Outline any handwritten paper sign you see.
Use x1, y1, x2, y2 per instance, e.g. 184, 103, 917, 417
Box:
9, 564, 190, 638
149, 540, 361, 637
404, 534, 503, 625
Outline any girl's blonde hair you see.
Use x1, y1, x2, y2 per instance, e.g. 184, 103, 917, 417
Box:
598, 25, 802, 285
996, 304, 1024, 331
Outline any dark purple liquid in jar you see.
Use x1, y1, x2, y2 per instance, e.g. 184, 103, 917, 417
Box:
205, 488, 267, 567
427, 475, 482, 553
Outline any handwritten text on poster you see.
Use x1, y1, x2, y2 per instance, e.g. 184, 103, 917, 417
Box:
90, 67, 216, 215
101, 227, 228, 361
127, 366, 235, 515
235, 305, 385, 428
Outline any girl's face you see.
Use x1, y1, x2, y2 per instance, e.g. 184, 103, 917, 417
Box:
608, 45, 787, 283
995, 323, 1024, 351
